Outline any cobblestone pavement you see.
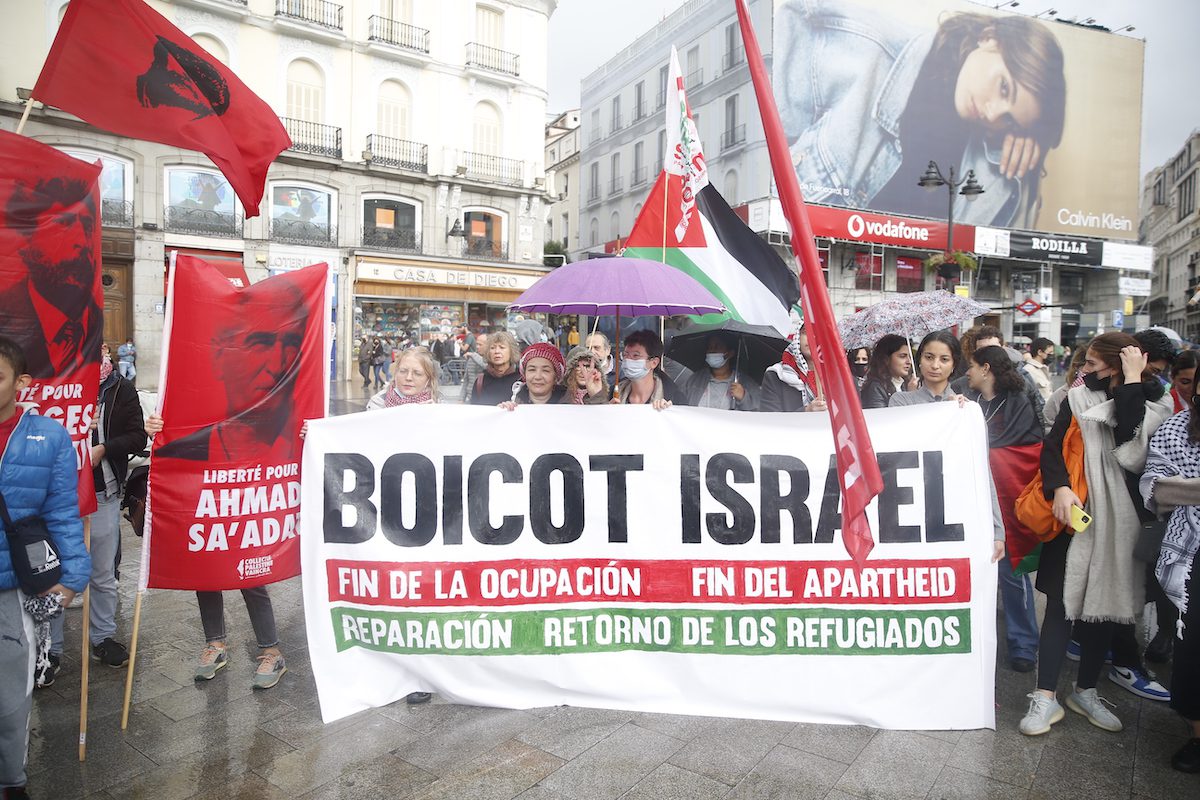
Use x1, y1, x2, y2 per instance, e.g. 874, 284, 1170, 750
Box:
25, 378, 1198, 799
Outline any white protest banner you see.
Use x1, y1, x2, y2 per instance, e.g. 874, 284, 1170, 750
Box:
301, 403, 997, 729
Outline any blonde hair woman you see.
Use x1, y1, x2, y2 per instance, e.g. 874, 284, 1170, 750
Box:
367, 346, 439, 408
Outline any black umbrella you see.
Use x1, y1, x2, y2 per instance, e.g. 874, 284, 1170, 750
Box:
665, 319, 788, 382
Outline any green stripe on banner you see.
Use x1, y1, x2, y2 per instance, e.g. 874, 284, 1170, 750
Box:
623, 247, 743, 322
331, 606, 972, 657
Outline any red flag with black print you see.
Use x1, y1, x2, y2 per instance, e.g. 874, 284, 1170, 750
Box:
32, 0, 289, 216
0, 130, 102, 515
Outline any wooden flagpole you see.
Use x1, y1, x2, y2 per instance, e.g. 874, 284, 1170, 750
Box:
119, 591, 143, 729
78, 517, 91, 761
14, 95, 35, 136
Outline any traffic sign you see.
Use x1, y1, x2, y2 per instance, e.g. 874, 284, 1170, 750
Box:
1017, 297, 1042, 317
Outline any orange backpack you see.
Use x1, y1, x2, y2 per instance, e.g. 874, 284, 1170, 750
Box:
1014, 418, 1088, 541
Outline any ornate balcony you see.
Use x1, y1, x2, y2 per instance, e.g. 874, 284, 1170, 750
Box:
274, 0, 342, 30
364, 134, 427, 172
101, 199, 134, 228
367, 15, 429, 53
462, 236, 508, 262
461, 151, 523, 187
282, 117, 342, 159
361, 226, 421, 254
270, 218, 337, 246
465, 43, 520, 77
165, 205, 243, 238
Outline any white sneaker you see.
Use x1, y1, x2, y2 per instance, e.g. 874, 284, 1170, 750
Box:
1019, 692, 1065, 736
1065, 686, 1123, 732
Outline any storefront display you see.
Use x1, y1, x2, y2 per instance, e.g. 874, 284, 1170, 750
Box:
353, 299, 464, 357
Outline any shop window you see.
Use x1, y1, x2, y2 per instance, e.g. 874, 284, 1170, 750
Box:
165, 167, 240, 237
57, 148, 133, 227
976, 265, 1002, 296
354, 299, 463, 356
270, 184, 334, 244
895, 255, 924, 293
853, 252, 883, 292
1059, 271, 1084, 304
463, 209, 504, 259
363, 197, 419, 252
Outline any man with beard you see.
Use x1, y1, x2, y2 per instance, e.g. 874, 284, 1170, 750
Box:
155, 282, 307, 463
0, 176, 100, 379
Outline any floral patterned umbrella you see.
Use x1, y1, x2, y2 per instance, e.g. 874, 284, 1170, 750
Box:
837, 291, 992, 350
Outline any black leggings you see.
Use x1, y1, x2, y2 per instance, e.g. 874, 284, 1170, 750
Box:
1171, 563, 1200, 721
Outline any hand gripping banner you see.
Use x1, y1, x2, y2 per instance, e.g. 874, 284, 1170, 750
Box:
144, 255, 330, 590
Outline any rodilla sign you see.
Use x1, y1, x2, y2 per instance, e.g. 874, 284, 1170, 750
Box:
806, 205, 976, 252
301, 404, 998, 729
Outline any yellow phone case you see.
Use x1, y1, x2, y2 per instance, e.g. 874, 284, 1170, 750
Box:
1070, 505, 1092, 533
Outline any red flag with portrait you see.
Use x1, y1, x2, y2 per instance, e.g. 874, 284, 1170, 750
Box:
144, 256, 330, 590
32, 0, 289, 216
0, 130, 102, 516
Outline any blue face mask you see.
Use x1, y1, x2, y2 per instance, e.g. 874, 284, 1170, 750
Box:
705, 352, 730, 369
621, 358, 650, 380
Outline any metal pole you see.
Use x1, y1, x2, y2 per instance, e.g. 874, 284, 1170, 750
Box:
946, 165, 956, 255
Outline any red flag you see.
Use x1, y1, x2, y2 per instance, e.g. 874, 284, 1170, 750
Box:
32, 0, 289, 216
734, 0, 883, 563
0, 130, 102, 515
144, 256, 329, 590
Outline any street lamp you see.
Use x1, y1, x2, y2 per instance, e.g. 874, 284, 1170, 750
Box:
918, 160, 984, 254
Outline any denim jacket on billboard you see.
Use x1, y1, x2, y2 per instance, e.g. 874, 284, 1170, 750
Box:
774, 0, 1038, 228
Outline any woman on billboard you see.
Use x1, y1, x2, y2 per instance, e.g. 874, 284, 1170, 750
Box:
775, 0, 1066, 229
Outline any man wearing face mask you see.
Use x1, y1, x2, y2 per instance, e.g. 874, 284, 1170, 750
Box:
614, 329, 688, 409
682, 332, 758, 410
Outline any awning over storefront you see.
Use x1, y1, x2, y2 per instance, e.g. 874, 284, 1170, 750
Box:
163, 246, 250, 293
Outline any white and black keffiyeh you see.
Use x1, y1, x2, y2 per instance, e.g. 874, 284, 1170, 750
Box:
1142, 410, 1200, 616
23, 591, 64, 687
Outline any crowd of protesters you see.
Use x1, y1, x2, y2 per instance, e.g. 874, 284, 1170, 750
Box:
5, 316, 1200, 800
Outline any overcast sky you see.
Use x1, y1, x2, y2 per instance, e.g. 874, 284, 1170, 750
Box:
547, 0, 1200, 178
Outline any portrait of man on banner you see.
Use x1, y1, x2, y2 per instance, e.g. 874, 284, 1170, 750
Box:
0, 131, 103, 514
0, 172, 102, 380
146, 257, 328, 591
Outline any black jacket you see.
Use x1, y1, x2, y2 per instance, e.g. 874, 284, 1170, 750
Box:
471, 369, 520, 405
759, 371, 810, 412
859, 377, 895, 410
94, 372, 145, 490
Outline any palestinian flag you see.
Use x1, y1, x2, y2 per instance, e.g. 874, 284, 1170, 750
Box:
622, 46, 796, 336
989, 443, 1044, 574
624, 173, 798, 335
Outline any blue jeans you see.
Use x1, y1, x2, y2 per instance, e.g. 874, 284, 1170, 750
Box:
50, 491, 121, 653
999, 555, 1039, 660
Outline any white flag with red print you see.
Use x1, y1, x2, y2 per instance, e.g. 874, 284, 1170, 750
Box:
665, 46, 708, 242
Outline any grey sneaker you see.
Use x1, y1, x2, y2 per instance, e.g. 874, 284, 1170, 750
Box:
194, 643, 227, 681
252, 651, 286, 690
1019, 692, 1065, 736
1065, 686, 1122, 731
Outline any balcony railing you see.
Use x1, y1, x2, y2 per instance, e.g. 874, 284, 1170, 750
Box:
101, 199, 134, 228
165, 205, 243, 238
282, 117, 342, 159
361, 226, 421, 254
722, 48, 746, 72
367, 15, 429, 52
465, 43, 520, 77
587, 185, 600, 203
685, 68, 703, 88
656, 89, 666, 110
463, 236, 508, 262
461, 151, 523, 187
608, 176, 624, 196
609, 113, 623, 134
630, 167, 648, 187
274, 0, 343, 30
270, 219, 337, 246
365, 134, 427, 172
720, 124, 746, 151
632, 100, 647, 121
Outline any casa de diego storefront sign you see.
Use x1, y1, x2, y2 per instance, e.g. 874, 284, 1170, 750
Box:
356, 259, 542, 291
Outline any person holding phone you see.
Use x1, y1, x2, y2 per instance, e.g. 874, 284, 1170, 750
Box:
1019, 333, 1174, 736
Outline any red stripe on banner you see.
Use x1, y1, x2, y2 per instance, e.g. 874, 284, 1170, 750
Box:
324, 558, 972, 607
735, 0, 883, 563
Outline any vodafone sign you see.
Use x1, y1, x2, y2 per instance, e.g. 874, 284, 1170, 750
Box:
807, 205, 975, 252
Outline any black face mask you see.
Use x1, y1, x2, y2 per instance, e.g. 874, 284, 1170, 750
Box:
1083, 371, 1110, 392
851, 363, 868, 378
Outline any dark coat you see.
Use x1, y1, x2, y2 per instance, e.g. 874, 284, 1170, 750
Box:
758, 370, 810, 412
470, 369, 520, 406
94, 373, 145, 490
0, 280, 102, 379
859, 377, 896, 410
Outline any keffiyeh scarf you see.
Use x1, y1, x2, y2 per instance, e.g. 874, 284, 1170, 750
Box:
25, 592, 63, 688
1142, 410, 1200, 616
383, 386, 433, 406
